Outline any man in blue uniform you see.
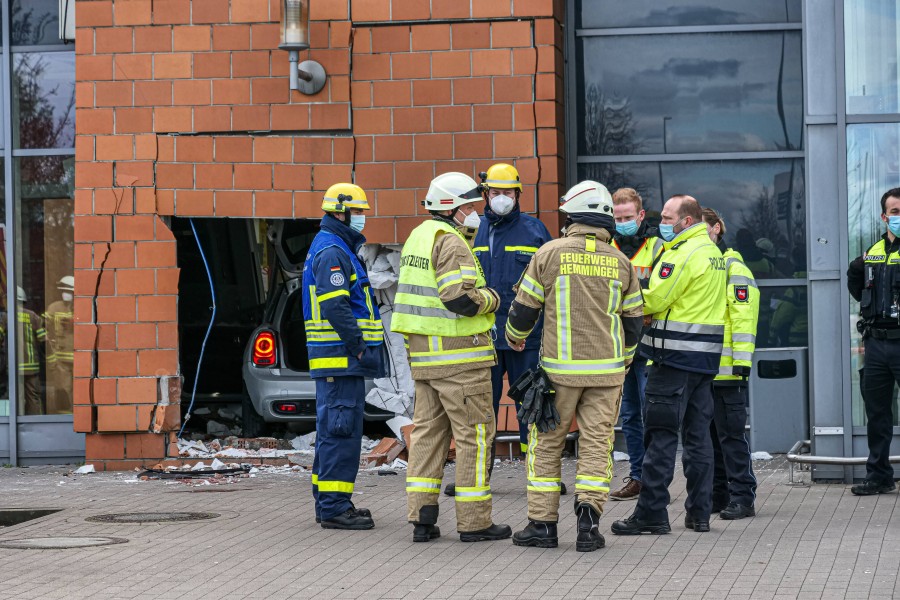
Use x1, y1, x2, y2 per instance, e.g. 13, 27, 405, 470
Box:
443, 163, 553, 496
302, 183, 386, 530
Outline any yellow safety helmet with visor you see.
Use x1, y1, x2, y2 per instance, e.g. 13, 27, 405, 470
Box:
480, 163, 523, 191
322, 182, 370, 213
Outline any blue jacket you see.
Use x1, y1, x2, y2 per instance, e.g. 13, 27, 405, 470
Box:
474, 205, 553, 351
301, 215, 386, 379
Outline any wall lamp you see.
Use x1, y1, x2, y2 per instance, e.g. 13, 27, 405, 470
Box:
279, 0, 326, 95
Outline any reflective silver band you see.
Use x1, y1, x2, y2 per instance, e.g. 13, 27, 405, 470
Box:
520, 278, 544, 301
657, 320, 725, 335
728, 275, 758, 288
542, 358, 626, 371
406, 481, 440, 490
397, 283, 439, 297
454, 489, 491, 497
394, 303, 459, 320
528, 480, 561, 488
622, 295, 642, 309
409, 348, 495, 363
732, 351, 753, 361
732, 333, 756, 343
575, 479, 609, 489
437, 272, 462, 286
641, 335, 723, 354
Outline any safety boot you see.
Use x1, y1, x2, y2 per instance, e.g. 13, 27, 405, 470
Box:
719, 503, 755, 520
512, 521, 558, 548
575, 503, 605, 552
683, 513, 710, 532
610, 513, 671, 535
411, 505, 440, 542
459, 523, 512, 542
316, 504, 370, 524
850, 479, 896, 496
320, 507, 374, 530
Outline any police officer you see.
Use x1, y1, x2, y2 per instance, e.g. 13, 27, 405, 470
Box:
701, 208, 759, 519
302, 183, 386, 530
507, 181, 644, 552
443, 164, 553, 497
611, 194, 726, 535
609, 188, 663, 502
847, 187, 900, 495
392, 172, 511, 543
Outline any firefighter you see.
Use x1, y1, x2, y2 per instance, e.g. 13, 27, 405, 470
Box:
44, 276, 75, 414
302, 183, 386, 530
392, 172, 511, 543
444, 163, 553, 497
608, 187, 663, 502
507, 180, 644, 552
701, 208, 759, 519
15, 287, 46, 415
611, 194, 726, 535
847, 187, 900, 495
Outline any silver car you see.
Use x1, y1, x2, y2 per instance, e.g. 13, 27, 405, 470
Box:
241, 220, 392, 437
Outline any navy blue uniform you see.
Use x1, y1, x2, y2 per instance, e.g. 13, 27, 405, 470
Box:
474, 205, 552, 450
302, 215, 386, 521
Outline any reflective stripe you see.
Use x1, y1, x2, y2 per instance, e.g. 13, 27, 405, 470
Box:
624, 344, 637, 359
309, 285, 320, 320
317, 480, 354, 493
486, 178, 520, 185
733, 350, 753, 362
394, 303, 460, 320
429, 336, 441, 352
641, 335, 723, 354
526, 423, 538, 484
542, 357, 626, 374
505, 246, 538, 253
721, 347, 733, 358
454, 486, 491, 502
409, 347, 495, 365
506, 321, 532, 339
437, 273, 463, 292
608, 279, 622, 357
729, 275, 758, 288
527, 478, 561, 492
317, 289, 350, 302
718, 365, 733, 376
732, 333, 756, 343
309, 357, 349, 370
659, 320, 725, 335
473, 246, 488, 253
397, 283, 439, 297
585, 235, 596, 253
406, 477, 442, 493
574, 477, 610, 491
476, 424, 486, 488
520, 275, 545, 302
311, 474, 318, 486
557, 275, 571, 360
460, 266, 478, 280
622, 291, 642, 309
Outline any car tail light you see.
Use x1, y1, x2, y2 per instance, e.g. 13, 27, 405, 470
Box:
252, 331, 277, 367
274, 402, 299, 414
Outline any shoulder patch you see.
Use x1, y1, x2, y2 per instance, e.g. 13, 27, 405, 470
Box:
329, 270, 345, 286
734, 285, 749, 302
659, 262, 675, 279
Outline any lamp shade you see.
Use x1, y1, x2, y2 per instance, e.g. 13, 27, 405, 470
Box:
279, 0, 309, 50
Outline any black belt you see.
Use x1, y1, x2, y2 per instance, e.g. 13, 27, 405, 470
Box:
869, 328, 900, 340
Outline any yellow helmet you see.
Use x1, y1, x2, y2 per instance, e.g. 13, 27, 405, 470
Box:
322, 183, 370, 213
480, 163, 522, 191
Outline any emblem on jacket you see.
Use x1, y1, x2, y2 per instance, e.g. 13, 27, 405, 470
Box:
659, 262, 675, 279
734, 285, 748, 302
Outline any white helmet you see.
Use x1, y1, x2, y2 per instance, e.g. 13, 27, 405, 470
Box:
559, 180, 614, 216
57, 275, 75, 292
16, 286, 26, 303
423, 172, 483, 212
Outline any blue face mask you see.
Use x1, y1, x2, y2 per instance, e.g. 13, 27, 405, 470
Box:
889, 215, 900, 237
616, 220, 639, 236
658, 217, 685, 242
349, 214, 366, 233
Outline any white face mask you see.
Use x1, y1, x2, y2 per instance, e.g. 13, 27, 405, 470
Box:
349, 214, 365, 233
489, 195, 515, 216
62, 292, 73, 302
462, 210, 481, 228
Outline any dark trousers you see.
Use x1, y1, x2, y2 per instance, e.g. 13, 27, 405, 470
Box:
312, 376, 366, 521
862, 337, 900, 483
620, 358, 648, 480
635, 363, 715, 522
711, 384, 757, 507
492, 348, 540, 449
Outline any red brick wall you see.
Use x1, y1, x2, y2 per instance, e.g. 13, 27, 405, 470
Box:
74, 0, 566, 470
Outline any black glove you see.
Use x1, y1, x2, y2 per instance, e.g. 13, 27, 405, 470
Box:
509, 368, 538, 405
535, 376, 560, 433
518, 376, 545, 426
732, 365, 752, 379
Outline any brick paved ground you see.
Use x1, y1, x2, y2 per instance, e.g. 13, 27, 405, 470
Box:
0, 455, 898, 599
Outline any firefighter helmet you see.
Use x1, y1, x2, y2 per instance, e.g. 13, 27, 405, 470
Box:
559, 180, 614, 217
423, 172, 483, 211
322, 183, 370, 213
480, 163, 523, 191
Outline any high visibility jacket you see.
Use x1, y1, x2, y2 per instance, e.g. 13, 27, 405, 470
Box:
640, 224, 726, 375
44, 300, 74, 365
716, 249, 759, 381
302, 218, 384, 379
474, 207, 552, 351
506, 224, 645, 387
611, 235, 664, 283
16, 307, 45, 375
856, 236, 900, 325
392, 219, 499, 379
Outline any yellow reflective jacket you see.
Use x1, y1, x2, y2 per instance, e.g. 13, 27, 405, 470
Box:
611, 236, 664, 283
716, 249, 759, 381
641, 224, 726, 374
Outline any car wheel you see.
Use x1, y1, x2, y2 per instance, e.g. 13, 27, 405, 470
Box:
242, 392, 268, 438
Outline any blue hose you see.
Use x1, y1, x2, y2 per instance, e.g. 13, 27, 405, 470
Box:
178, 219, 217, 439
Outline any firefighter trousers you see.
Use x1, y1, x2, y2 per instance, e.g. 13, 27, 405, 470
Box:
312, 376, 365, 521
525, 383, 621, 522
406, 368, 495, 533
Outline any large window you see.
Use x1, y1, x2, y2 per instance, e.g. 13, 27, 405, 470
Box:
845, 0, 900, 114
570, 1, 805, 349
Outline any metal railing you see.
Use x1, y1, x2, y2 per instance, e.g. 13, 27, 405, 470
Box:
786, 439, 900, 483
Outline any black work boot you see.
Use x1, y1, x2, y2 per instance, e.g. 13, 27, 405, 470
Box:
575, 503, 605, 552
459, 523, 512, 542
719, 503, 755, 520
321, 508, 375, 530
316, 504, 370, 524
683, 513, 710, 532
851, 479, 896, 496
411, 505, 440, 542
610, 513, 671, 535
512, 521, 558, 548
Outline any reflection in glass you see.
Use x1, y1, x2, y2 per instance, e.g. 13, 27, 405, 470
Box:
13, 53, 75, 149
12, 0, 61, 46
576, 0, 801, 28
15, 156, 74, 416
844, 0, 900, 114
847, 124, 900, 426
0, 163, 6, 416
576, 32, 803, 155
578, 159, 806, 275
